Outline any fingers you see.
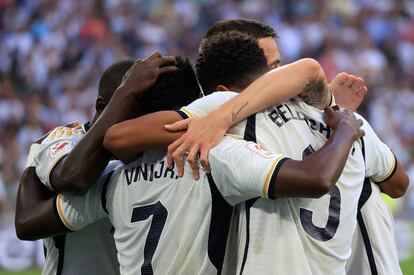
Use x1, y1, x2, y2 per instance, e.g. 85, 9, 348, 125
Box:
335, 72, 348, 84
172, 143, 189, 177
157, 56, 176, 66
200, 146, 210, 173
186, 144, 200, 180
323, 106, 335, 124
145, 51, 162, 62
167, 136, 184, 167
351, 77, 364, 90
356, 86, 368, 97
165, 119, 190, 132
159, 65, 177, 74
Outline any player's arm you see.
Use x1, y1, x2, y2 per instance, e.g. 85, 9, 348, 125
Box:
50, 53, 176, 195
210, 108, 364, 203
104, 59, 326, 164
104, 111, 184, 163
16, 134, 70, 240
359, 115, 409, 198
378, 159, 408, 198
15, 168, 110, 240
15, 167, 69, 240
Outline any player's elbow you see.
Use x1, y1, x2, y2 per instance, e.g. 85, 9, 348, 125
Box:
51, 173, 87, 196
310, 175, 334, 198
103, 124, 130, 155
298, 58, 324, 79
387, 175, 409, 199
15, 218, 36, 241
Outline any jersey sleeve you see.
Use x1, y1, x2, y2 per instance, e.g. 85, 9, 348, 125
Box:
208, 136, 290, 206
34, 125, 85, 191
53, 168, 115, 231
25, 144, 41, 168
357, 114, 397, 183
176, 91, 238, 118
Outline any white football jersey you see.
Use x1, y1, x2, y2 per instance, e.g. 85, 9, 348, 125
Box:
30, 123, 120, 275
344, 119, 401, 275
54, 137, 289, 275
179, 91, 392, 274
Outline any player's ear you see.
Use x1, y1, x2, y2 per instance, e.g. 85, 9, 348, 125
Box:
95, 96, 107, 114
216, 84, 230, 91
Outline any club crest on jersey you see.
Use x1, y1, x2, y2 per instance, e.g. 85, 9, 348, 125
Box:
246, 143, 274, 159
49, 141, 72, 158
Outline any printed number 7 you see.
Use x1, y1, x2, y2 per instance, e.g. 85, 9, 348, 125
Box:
131, 201, 168, 275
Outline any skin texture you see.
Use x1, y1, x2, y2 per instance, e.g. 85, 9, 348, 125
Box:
258, 37, 281, 69
378, 160, 409, 198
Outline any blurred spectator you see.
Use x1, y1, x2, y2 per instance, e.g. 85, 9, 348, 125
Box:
0, 0, 413, 232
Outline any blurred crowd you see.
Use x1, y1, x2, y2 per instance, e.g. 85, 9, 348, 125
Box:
0, 0, 414, 225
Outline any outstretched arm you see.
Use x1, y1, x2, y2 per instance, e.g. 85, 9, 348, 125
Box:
104, 58, 326, 166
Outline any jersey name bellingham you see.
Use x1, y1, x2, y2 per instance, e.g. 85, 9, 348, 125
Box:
267, 103, 331, 138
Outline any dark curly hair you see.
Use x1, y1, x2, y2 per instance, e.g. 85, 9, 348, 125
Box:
138, 56, 201, 115
196, 31, 268, 94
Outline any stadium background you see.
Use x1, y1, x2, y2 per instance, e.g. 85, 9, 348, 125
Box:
0, 0, 413, 273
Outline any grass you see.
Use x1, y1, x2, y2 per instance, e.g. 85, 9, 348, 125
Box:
0, 268, 40, 275
1, 262, 414, 274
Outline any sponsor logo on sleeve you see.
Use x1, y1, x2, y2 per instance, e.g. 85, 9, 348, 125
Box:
49, 141, 72, 158
246, 142, 274, 159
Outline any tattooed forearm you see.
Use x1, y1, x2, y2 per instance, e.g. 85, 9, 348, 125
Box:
298, 77, 331, 109
231, 101, 249, 122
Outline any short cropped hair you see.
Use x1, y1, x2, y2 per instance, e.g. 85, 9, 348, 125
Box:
196, 31, 268, 94
203, 18, 276, 40
98, 59, 135, 102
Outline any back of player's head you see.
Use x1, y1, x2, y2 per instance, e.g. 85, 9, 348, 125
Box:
203, 18, 276, 41
196, 31, 268, 94
98, 59, 135, 102
138, 56, 201, 115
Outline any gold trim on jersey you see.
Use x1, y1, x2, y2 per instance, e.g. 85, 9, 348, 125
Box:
180, 107, 194, 118
56, 194, 76, 231
263, 155, 284, 198
375, 154, 396, 183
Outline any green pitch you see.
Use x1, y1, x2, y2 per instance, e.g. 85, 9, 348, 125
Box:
1, 262, 414, 274
0, 268, 40, 275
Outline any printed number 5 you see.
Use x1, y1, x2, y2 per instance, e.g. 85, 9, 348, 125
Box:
131, 201, 168, 275
299, 145, 341, 241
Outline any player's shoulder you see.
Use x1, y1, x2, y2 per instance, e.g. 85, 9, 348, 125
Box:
41, 121, 86, 144
191, 91, 238, 106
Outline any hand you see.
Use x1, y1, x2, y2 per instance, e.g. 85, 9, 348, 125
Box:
119, 52, 177, 97
165, 114, 229, 180
324, 107, 365, 141
328, 72, 368, 111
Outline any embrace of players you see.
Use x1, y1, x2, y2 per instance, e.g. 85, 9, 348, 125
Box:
15, 19, 409, 275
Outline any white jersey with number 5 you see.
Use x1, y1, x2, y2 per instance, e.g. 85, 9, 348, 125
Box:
179, 91, 392, 274
53, 137, 289, 275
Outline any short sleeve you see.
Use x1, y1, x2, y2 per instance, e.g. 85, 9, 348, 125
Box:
34, 125, 85, 191
177, 91, 238, 118
25, 144, 40, 168
53, 168, 115, 231
357, 114, 397, 183
208, 136, 289, 206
